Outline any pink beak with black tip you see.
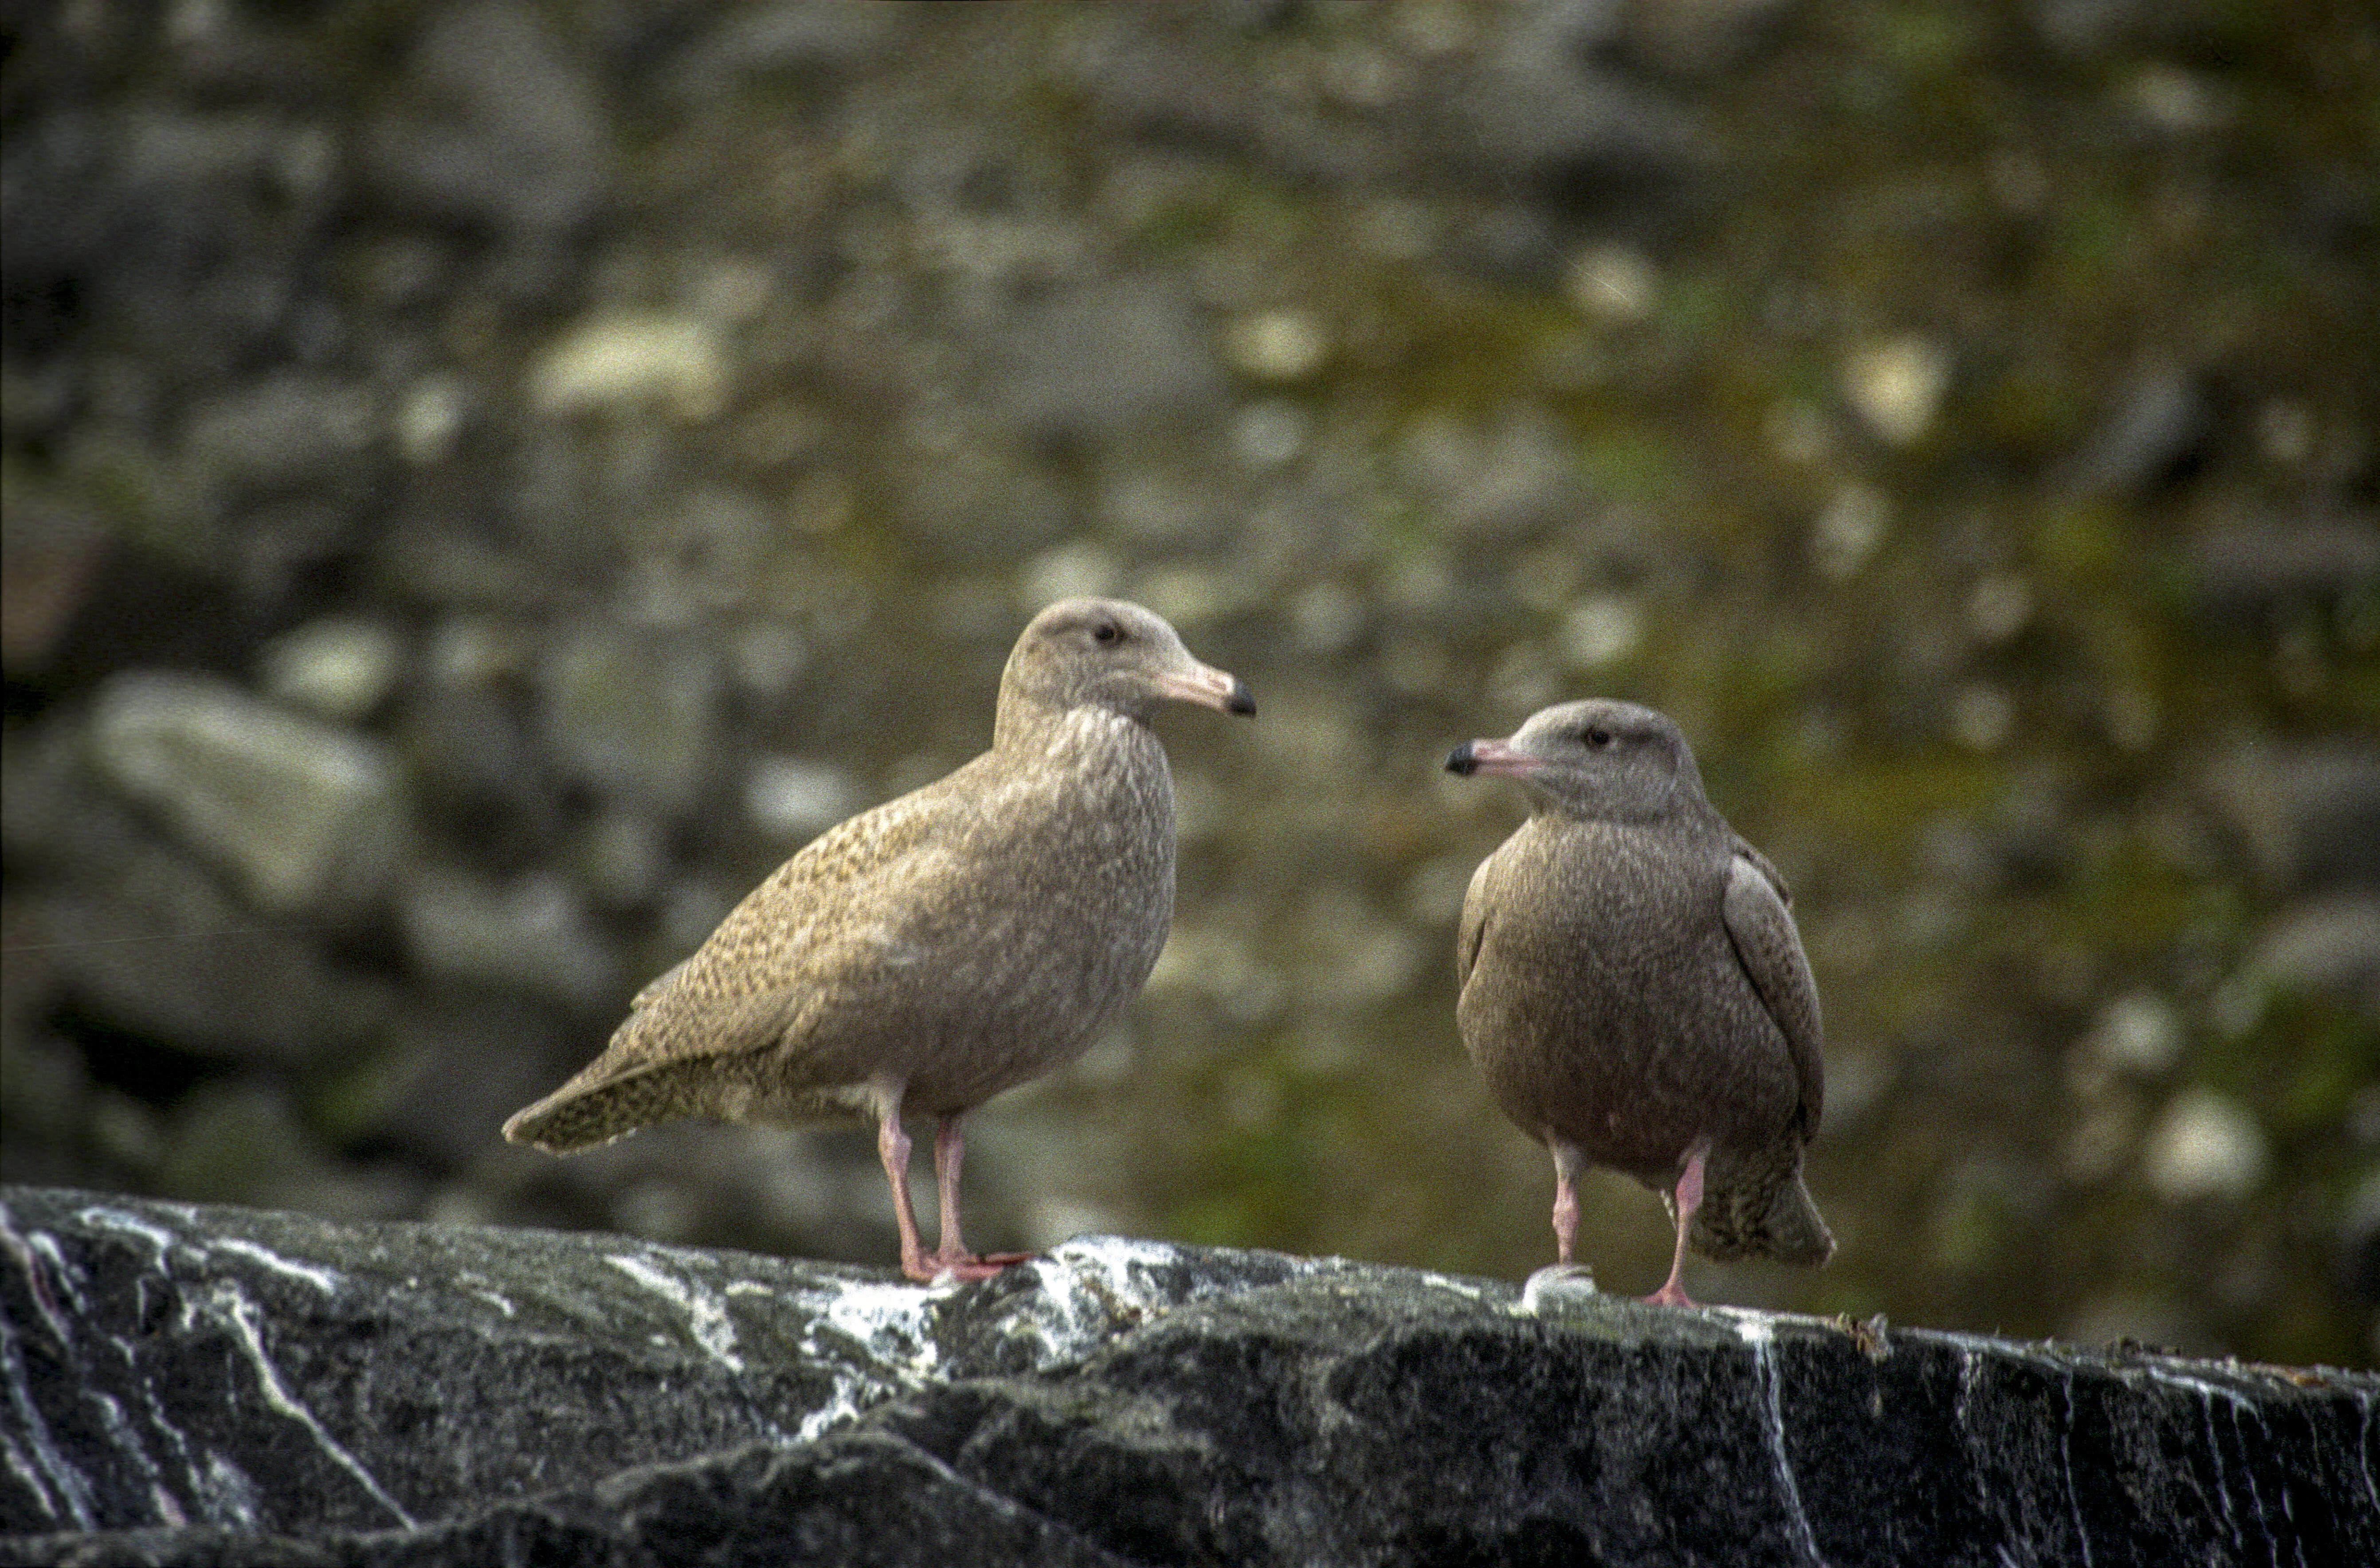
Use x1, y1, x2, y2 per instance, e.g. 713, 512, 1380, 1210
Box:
1155, 663, 1258, 718
1445, 737, 1544, 778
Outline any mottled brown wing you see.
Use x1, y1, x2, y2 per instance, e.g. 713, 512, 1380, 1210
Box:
1720, 849, 1824, 1134
627, 956, 693, 1013
613, 768, 985, 1064
502, 767, 988, 1149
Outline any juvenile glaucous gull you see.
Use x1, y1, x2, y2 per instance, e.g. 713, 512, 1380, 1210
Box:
507, 598, 1254, 1281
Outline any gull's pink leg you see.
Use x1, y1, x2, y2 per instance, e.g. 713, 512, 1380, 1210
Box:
871, 1083, 934, 1282
1644, 1140, 1708, 1308
1549, 1142, 1589, 1266
926, 1116, 1032, 1280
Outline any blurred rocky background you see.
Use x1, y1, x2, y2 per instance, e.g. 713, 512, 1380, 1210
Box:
2, 0, 2373, 1367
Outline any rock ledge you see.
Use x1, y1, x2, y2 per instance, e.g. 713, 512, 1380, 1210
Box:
2, 1186, 2371, 1566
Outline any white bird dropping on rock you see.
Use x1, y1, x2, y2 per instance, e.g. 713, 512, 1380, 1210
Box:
506, 599, 1255, 1282
1445, 699, 1833, 1307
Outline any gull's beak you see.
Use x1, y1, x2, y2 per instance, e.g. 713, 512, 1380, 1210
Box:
1445, 737, 1541, 777
1155, 661, 1257, 718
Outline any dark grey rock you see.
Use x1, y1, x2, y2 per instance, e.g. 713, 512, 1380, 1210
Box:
178, 375, 378, 501
893, 442, 1074, 568
2342, 1169, 2380, 1308
668, 1, 904, 94
2250, 895, 2380, 1021
989, 278, 1227, 442
214, 500, 369, 610
355, 992, 582, 1174
1453, 5, 1705, 200
4, 1188, 2372, 1568
2058, 364, 2208, 500
363, 1, 609, 240
537, 625, 721, 813
1622, 0, 1795, 79
393, 684, 557, 832
0, 495, 110, 672
2033, 0, 2231, 58
396, 865, 619, 1013
27, 858, 371, 1070
2185, 519, 2380, 622
2208, 739, 2380, 893
87, 672, 407, 916
1072, 14, 1274, 160
1, 98, 337, 387
149, 1085, 420, 1223
571, 807, 670, 911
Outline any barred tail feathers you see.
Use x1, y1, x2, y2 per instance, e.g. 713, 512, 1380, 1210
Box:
1686, 1150, 1834, 1267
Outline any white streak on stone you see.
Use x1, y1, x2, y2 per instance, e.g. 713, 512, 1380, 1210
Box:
115, 1312, 238, 1529
27, 1232, 89, 1316
89, 1388, 186, 1526
13, 1199, 378, 1531
789, 1277, 948, 1442
2060, 1368, 2094, 1568
604, 1253, 745, 1373
46, 1223, 238, 1529
1949, 1345, 2004, 1546
0, 1206, 73, 1347
199, 1451, 262, 1526
1024, 1236, 1187, 1356
1421, 1274, 1496, 1305
817, 1282, 944, 1372
1, 1435, 64, 1525
215, 1285, 415, 1529
2223, 1396, 2274, 1545
1733, 1314, 1825, 1567
2133, 1363, 2259, 1408
452, 1272, 516, 1317
2359, 1388, 2379, 1515
1516, 1264, 1598, 1314
1023, 1236, 1335, 1359
2281, 1479, 2309, 1568
78, 1206, 178, 1259
212, 1240, 340, 1296
2132, 1362, 2290, 1551
2199, 1390, 2243, 1553
0, 1294, 96, 1528
2124, 1366, 2255, 1555
0, 1419, 89, 1532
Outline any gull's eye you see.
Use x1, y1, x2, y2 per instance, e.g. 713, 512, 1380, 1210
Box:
1585, 726, 1613, 747
1092, 621, 1121, 645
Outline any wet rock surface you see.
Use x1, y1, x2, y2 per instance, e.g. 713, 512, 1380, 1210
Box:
3, 1187, 2372, 1568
